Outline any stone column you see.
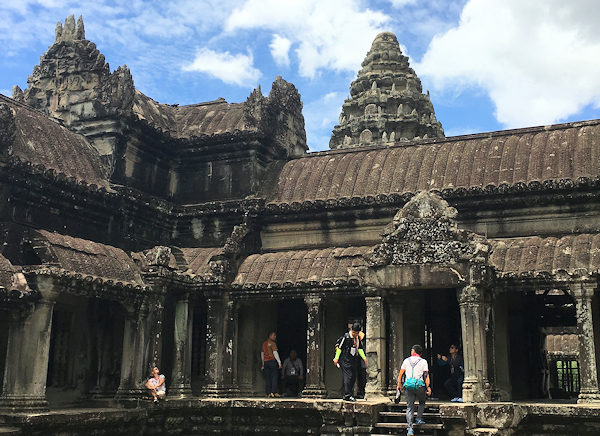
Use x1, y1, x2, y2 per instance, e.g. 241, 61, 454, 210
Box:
570, 280, 600, 403
458, 284, 491, 402
221, 297, 238, 395
365, 294, 387, 397
387, 297, 404, 396
202, 294, 238, 397
115, 309, 147, 399
170, 293, 194, 397
303, 296, 327, 397
0, 299, 55, 411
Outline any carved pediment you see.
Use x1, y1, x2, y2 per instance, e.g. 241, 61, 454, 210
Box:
366, 191, 489, 267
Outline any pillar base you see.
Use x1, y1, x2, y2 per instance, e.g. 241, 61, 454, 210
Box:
200, 385, 239, 398
461, 379, 491, 403
302, 386, 327, 398
114, 387, 145, 400
169, 384, 194, 398
578, 391, 600, 403
0, 395, 49, 412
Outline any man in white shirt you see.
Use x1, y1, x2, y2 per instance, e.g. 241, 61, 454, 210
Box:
398, 345, 431, 436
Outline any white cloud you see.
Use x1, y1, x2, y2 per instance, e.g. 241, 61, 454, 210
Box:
303, 91, 346, 150
417, 0, 600, 128
226, 0, 390, 78
183, 47, 261, 88
269, 34, 292, 67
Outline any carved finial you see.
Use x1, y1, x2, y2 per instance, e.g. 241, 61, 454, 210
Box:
382, 131, 387, 142
76, 15, 85, 39
64, 14, 76, 37
55, 21, 63, 42
11, 85, 24, 102
397, 104, 403, 115
391, 83, 396, 92
371, 81, 377, 90
389, 131, 395, 142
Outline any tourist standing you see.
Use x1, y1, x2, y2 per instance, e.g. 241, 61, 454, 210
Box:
261, 331, 282, 397
398, 345, 431, 436
281, 349, 304, 397
438, 344, 464, 402
145, 366, 166, 403
333, 322, 368, 402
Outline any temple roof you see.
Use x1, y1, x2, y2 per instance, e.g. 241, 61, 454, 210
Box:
28, 230, 143, 285
133, 92, 248, 139
0, 95, 109, 187
232, 233, 600, 290
489, 233, 600, 278
270, 120, 600, 205
330, 31, 443, 149
177, 247, 224, 275
232, 246, 369, 290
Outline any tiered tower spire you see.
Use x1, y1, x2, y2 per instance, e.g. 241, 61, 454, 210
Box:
329, 32, 444, 149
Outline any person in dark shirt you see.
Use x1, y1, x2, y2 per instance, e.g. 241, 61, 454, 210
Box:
333, 322, 368, 402
437, 344, 464, 402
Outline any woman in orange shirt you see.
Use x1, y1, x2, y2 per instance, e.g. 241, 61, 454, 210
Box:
261, 331, 282, 397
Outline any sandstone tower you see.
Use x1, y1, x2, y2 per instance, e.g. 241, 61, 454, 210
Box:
329, 32, 444, 149
12, 15, 135, 173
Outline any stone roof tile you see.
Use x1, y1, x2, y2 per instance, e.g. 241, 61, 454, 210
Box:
133, 91, 249, 139
490, 234, 600, 277
233, 246, 371, 290
270, 121, 600, 204
30, 230, 143, 285
178, 247, 223, 275
0, 95, 109, 187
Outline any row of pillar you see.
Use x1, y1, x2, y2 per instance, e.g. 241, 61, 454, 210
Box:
1, 280, 599, 410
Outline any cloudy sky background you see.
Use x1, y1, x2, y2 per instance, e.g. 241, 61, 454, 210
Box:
1, 0, 600, 151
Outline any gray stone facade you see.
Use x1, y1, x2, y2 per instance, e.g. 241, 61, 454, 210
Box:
0, 15, 600, 435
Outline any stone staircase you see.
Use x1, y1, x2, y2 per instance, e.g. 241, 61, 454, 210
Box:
371, 403, 444, 435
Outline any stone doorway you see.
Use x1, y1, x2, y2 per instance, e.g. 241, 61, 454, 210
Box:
507, 289, 577, 400
275, 299, 308, 373
424, 289, 461, 399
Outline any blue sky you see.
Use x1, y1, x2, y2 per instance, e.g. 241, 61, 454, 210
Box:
1, 0, 600, 151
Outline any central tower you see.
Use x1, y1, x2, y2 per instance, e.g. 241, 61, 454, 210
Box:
329, 32, 444, 149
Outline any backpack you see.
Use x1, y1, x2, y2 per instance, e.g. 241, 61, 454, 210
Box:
403, 357, 426, 391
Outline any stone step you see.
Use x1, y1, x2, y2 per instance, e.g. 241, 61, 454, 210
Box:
379, 411, 440, 418
374, 422, 444, 430
0, 426, 20, 435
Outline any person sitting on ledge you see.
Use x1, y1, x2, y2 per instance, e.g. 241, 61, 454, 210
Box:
145, 366, 166, 403
282, 349, 304, 397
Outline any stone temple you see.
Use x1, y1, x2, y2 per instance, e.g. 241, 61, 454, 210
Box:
0, 15, 600, 435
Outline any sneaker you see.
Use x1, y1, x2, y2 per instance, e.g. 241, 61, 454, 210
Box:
415, 419, 426, 425
450, 397, 458, 402
268, 393, 275, 398
355, 395, 364, 400
274, 393, 281, 398
407, 429, 414, 436
456, 398, 463, 403
343, 396, 356, 402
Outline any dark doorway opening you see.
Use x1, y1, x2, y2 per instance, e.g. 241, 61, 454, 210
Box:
509, 289, 577, 400
424, 289, 461, 399
276, 299, 308, 370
